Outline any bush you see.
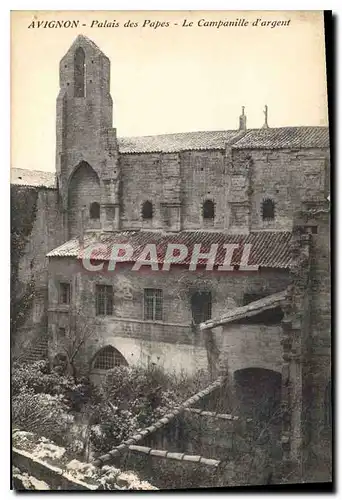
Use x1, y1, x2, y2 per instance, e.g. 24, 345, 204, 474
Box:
12, 391, 73, 447
12, 360, 98, 412
12, 360, 212, 458
86, 365, 212, 456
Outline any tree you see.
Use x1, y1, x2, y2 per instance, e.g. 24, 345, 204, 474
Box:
57, 305, 99, 384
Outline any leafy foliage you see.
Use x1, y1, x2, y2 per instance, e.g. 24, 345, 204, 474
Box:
11, 186, 39, 340
12, 360, 211, 460
12, 391, 73, 446
12, 360, 96, 412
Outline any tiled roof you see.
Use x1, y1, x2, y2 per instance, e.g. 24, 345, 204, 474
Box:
118, 130, 246, 153
47, 230, 293, 269
182, 407, 246, 421
11, 168, 56, 189
129, 445, 221, 467
200, 289, 288, 331
117, 126, 329, 153
232, 126, 329, 149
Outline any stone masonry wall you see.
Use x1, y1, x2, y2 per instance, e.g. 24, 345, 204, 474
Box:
120, 150, 227, 231
120, 147, 329, 234
181, 150, 227, 230
120, 153, 164, 230
211, 323, 283, 376
306, 205, 331, 480
13, 187, 64, 358
47, 257, 290, 376
230, 147, 330, 233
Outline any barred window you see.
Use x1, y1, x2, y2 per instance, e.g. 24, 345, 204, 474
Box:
203, 200, 215, 220
262, 198, 275, 220
144, 289, 163, 321
191, 291, 212, 325
59, 283, 71, 305
93, 346, 128, 370
142, 201, 153, 220
96, 285, 113, 316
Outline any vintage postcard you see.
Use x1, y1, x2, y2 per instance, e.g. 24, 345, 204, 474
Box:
11, 10, 331, 490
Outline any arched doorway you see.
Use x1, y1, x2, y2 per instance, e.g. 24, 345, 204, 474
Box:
234, 368, 282, 423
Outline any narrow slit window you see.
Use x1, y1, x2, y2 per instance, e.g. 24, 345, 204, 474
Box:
59, 283, 71, 305
74, 47, 85, 97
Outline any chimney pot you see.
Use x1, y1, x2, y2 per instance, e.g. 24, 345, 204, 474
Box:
239, 106, 247, 131
262, 105, 269, 129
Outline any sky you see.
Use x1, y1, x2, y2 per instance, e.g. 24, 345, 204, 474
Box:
11, 10, 328, 173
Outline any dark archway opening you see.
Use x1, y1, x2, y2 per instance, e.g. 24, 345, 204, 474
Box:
234, 368, 282, 423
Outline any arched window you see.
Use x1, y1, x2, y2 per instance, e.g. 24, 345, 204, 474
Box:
142, 201, 153, 220
203, 200, 215, 220
93, 346, 128, 370
74, 47, 85, 97
262, 198, 275, 220
90, 202, 100, 219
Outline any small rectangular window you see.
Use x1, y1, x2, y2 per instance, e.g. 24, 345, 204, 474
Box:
144, 289, 163, 321
96, 285, 113, 316
191, 291, 212, 325
59, 283, 71, 305
58, 327, 66, 338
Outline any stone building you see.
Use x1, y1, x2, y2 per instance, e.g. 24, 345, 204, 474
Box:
11, 35, 331, 481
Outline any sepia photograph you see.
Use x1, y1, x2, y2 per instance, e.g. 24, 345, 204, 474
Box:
10, 10, 331, 490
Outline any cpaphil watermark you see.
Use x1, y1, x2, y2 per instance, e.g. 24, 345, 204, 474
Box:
80, 243, 258, 272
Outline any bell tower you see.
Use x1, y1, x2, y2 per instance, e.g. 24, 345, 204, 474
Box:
56, 35, 121, 237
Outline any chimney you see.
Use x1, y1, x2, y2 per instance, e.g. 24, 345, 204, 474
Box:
239, 106, 247, 131
262, 105, 269, 129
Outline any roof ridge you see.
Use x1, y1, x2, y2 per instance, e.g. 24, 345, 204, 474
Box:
71, 34, 104, 54
117, 128, 240, 140
117, 125, 328, 140
11, 167, 55, 175
200, 289, 288, 331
